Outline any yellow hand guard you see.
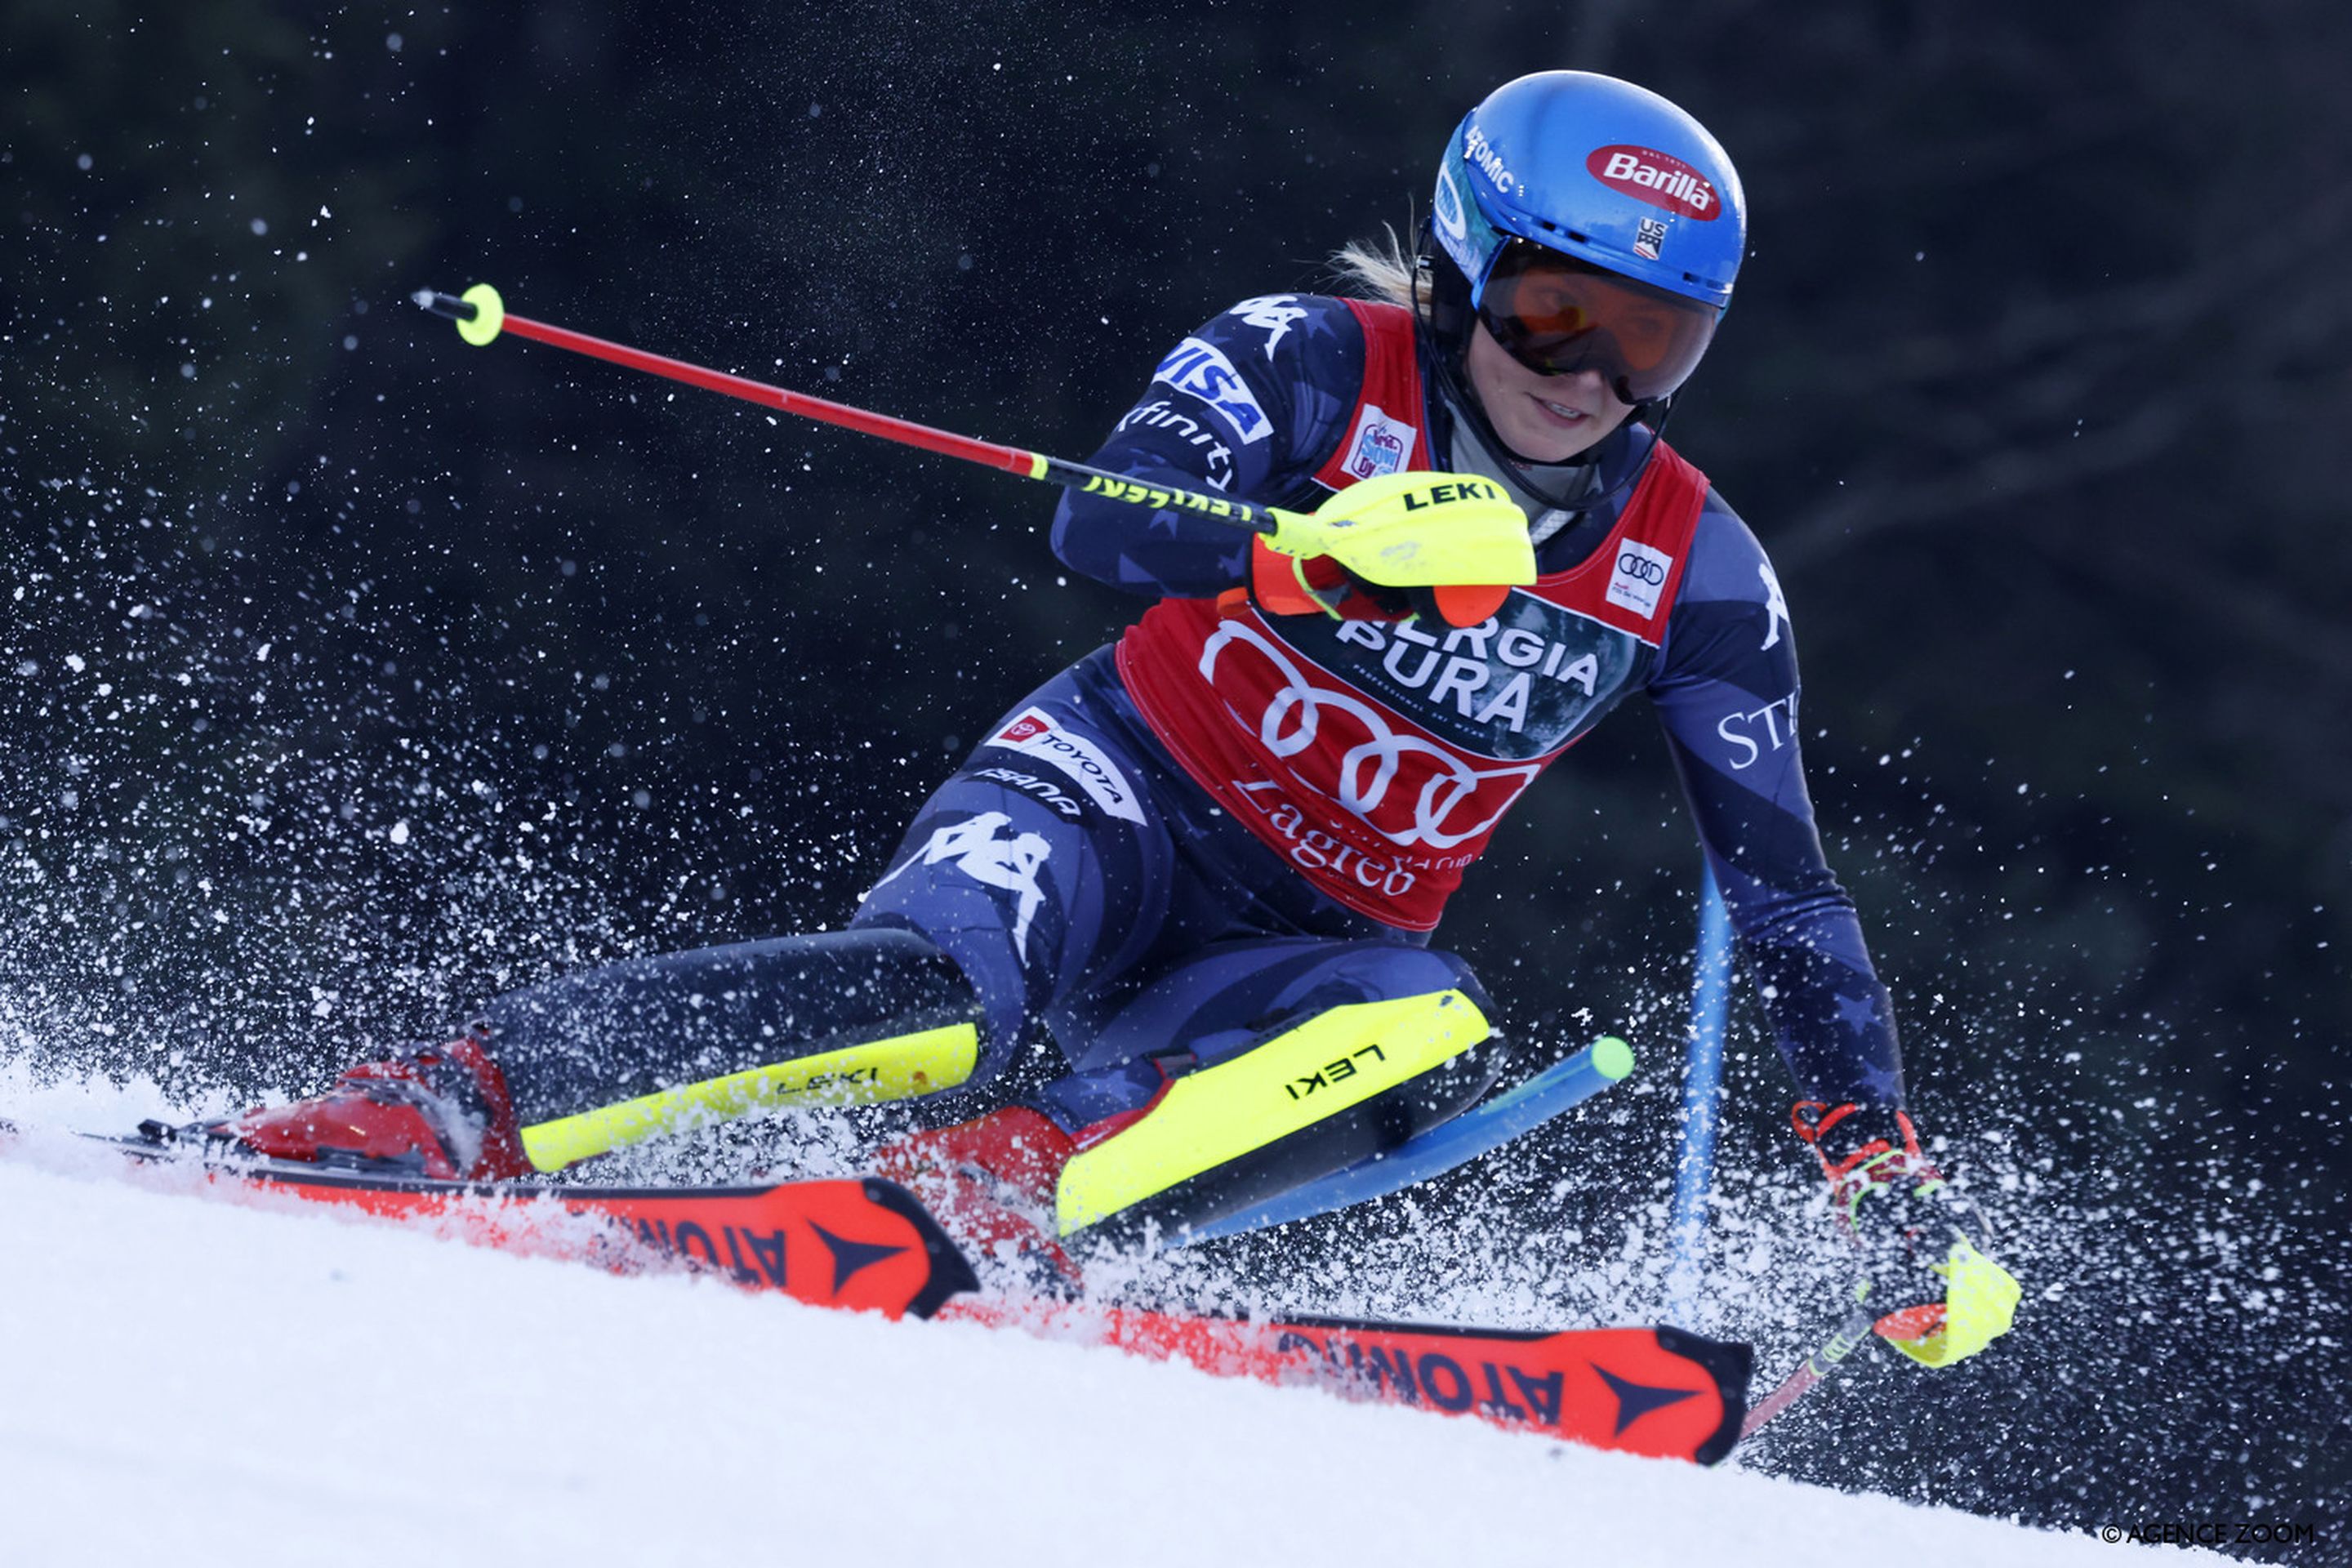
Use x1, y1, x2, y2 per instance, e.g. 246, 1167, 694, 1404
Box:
1872, 1234, 2022, 1369
1262, 472, 1537, 590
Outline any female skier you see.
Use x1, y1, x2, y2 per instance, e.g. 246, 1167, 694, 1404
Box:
215, 72, 2015, 1362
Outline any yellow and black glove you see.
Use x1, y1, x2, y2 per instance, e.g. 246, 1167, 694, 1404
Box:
1793, 1100, 2022, 1369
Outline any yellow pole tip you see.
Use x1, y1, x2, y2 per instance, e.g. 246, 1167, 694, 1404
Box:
1591, 1036, 1635, 1080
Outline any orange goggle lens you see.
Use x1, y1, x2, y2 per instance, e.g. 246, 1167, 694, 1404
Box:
1475, 241, 1720, 404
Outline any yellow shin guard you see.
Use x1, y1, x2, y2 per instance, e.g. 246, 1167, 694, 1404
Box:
1054, 989, 1495, 1237
516, 1022, 980, 1172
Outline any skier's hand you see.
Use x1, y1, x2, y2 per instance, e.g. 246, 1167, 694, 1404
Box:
1263, 552, 1504, 630
1793, 1101, 2021, 1369
1260, 471, 1535, 628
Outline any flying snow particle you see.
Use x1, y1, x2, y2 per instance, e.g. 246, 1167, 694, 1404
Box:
389, 821, 411, 844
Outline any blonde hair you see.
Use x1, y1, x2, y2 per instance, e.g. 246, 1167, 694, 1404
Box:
1328, 221, 1430, 317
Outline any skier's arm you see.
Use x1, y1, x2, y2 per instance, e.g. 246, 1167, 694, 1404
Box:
1050, 296, 1364, 599
1652, 501, 2020, 1369
1646, 501, 1904, 1111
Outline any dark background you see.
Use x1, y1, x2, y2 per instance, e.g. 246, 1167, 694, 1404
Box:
5, 2, 2347, 1553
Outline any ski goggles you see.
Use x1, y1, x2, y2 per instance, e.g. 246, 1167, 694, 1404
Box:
1473, 238, 1722, 404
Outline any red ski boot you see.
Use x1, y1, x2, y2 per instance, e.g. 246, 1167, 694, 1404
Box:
210, 1032, 535, 1182
873, 1106, 1081, 1289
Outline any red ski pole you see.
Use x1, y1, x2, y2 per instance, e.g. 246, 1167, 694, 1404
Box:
1739, 1307, 1879, 1439
414, 283, 1279, 537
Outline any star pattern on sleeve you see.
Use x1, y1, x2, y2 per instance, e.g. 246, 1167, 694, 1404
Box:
1833, 990, 1881, 1034
1855, 1058, 1905, 1105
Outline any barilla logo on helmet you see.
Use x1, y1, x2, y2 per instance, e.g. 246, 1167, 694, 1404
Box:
1587, 145, 1720, 220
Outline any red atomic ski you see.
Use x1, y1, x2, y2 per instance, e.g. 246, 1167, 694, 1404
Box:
1, 1116, 1750, 1463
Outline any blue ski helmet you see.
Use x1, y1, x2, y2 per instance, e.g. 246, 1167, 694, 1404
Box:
1427, 72, 1747, 405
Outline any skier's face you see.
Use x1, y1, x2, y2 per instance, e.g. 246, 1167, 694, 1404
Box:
1465, 322, 1634, 462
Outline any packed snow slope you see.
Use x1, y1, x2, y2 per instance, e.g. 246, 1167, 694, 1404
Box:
0, 1125, 2167, 1566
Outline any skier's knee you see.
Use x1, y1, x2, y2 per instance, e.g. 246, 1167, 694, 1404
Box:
1046, 987, 1506, 1244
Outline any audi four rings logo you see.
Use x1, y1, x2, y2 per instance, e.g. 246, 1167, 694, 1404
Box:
1616, 551, 1668, 586
1200, 618, 1541, 850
